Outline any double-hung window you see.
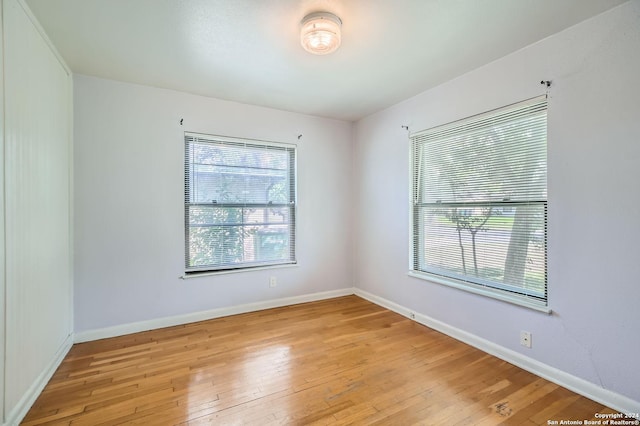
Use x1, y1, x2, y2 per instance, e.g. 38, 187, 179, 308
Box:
185, 133, 296, 273
410, 97, 548, 310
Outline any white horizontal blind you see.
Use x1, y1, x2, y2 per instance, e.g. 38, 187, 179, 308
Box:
411, 97, 547, 306
185, 134, 296, 273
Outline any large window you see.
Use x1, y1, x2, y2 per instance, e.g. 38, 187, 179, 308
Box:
410, 97, 548, 309
185, 133, 296, 273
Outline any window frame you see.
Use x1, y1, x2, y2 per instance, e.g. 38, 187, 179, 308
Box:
184, 132, 297, 275
409, 97, 550, 313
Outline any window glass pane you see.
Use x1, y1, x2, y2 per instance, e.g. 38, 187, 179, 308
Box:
188, 141, 292, 204
420, 112, 547, 204
417, 204, 546, 298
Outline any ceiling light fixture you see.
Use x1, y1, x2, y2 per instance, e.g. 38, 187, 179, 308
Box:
300, 12, 342, 55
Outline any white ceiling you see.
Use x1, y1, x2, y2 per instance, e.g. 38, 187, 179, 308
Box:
26, 0, 627, 121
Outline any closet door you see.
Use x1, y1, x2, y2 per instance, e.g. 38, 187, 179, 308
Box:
2, 0, 73, 422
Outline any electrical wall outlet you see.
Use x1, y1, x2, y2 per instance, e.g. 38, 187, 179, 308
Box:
520, 331, 532, 348
269, 276, 277, 288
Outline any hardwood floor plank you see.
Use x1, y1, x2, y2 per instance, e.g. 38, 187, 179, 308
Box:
22, 296, 621, 425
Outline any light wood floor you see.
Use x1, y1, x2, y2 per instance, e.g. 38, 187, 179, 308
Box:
23, 296, 618, 425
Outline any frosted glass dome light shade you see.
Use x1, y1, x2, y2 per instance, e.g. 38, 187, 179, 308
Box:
300, 12, 342, 55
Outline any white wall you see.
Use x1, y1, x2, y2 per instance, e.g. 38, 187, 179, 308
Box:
73, 75, 353, 334
354, 0, 640, 407
2, 0, 74, 423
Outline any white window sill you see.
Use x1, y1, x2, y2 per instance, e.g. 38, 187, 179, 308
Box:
407, 270, 552, 314
181, 263, 298, 280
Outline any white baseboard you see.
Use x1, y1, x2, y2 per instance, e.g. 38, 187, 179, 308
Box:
74, 287, 355, 343
4, 333, 74, 426
354, 288, 640, 415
